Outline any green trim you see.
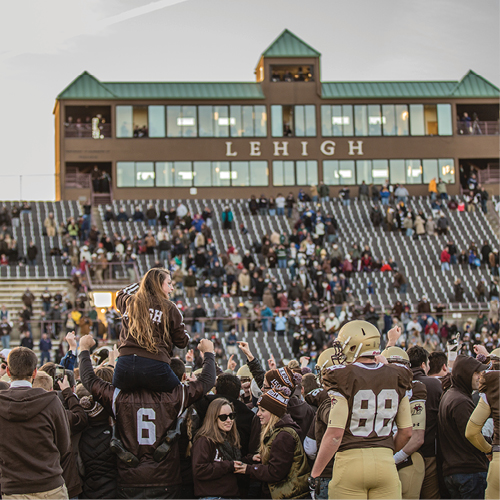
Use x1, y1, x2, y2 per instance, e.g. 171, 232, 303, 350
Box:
262, 29, 321, 58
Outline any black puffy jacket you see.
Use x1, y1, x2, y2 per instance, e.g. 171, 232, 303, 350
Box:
79, 423, 117, 499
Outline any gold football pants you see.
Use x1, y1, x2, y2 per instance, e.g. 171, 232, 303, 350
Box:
486, 452, 499, 500
398, 452, 425, 499
329, 448, 402, 499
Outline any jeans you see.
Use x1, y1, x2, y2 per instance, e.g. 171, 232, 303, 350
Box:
450, 255, 457, 265
277, 207, 285, 216
317, 478, 331, 499
148, 219, 157, 227
430, 192, 437, 201
441, 262, 450, 271
113, 354, 180, 392
41, 351, 51, 365
312, 195, 318, 203
342, 199, 350, 206
1, 335, 10, 349
28, 259, 37, 266
262, 318, 270, 333
399, 283, 407, 294
444, 472, 487, 499
398, 196, 407, 204
259, 208, 267, 216
269, 209, 276, 216
287, 207, 293, 218
160, 250, 169, 262
381, 198, 389, 206
278, 258, 287, 269
406, 228, 414, 237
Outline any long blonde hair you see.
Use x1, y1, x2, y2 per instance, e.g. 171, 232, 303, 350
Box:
259, 412, 281, 464
194, 398, 240, 449
127, 268, 172, 353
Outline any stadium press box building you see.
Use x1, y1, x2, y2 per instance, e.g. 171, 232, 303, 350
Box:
54, 29, 500, 202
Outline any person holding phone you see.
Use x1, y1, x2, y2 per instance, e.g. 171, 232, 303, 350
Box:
191, 398, 241, 499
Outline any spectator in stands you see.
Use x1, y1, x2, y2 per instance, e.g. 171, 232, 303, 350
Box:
146, 203, 157, 227
27, 240, 38, 266
453, 278, 464, 303
39, 332, 52, 365
357, 180, 369, 201
393, 270, 407, 295
403, 214, 414, 237
436, 213, 449, 236
286, 192, 295, 218
221, 206, 234, 230
44, 212, 57, 237
437, 178, 448, 200
22, 287, 35, 313
116, 207, 129, 221
395, 184, 409, 204
428, 177, 438, 201
339, 187, 350, 206
104, 205, 116, 221
132, 206, 144, 222
440, 246, 451, 271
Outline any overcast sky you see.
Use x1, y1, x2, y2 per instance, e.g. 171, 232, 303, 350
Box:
0, 0, 498, 200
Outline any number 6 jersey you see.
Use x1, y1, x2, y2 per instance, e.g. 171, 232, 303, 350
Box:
323, 362, 413, 452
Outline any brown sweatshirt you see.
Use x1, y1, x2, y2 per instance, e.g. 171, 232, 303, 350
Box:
116, 283, 190, 363
191, 436, 239, 498
0, 385, 72, 495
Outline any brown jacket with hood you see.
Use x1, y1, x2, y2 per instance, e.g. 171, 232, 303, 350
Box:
438, 355, 489, 476
0, 386, 72, 495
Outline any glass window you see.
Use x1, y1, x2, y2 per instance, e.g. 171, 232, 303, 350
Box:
198, 106, 213, 137
214, 106, 230, 137
254, 105, 267, 137
193, 161, 211, 187
389, 159, 405, 184
372, 159, 389, 184
181, 106, 197, 137
271, 105, 283, 137
395, 105, 409, 136
167, 106, 182, 137
173, 162, 193, 186
250, 161, 268, 186
439, 158, 455, 184
132, 106, 148, 137
409, 104, 424, 136
356, 160, 372, 184
422, 159, 438, 184
156, 162, 173, 187
406, 159, 422, 184
296, 160, 318, 186
242, 106, 254, 137
339, 160, 355, 185
305, 105, 316, 137
324, 160, 355, 185
116, 162, 134, 187
382, 105, 396, 136
354, 105, 368, 136
148, 106, 165, 138
135, 162, 154, 187
231, 161, 249, 186
437, 104, 453, 136
342, 105, 354, 136
273, 161, 295, 186
294, 106, 305, 137
230, 105, 243, 137
116, 106, 133, 138
212, 161, 231, 187
331, 105, 344, 136
368, 105, 382, 136
321, 105, 332, 136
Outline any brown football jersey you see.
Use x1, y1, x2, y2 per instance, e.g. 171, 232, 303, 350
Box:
410, 379, 427, 430
323, 362, 413, 452
305, 387, 330, 409
479, 370, 500, 446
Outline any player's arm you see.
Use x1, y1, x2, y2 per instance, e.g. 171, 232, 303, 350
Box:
465, 396, 493, 453
310, 394, 348, 478
394, 399, 425, 463
393, 396, 413, 452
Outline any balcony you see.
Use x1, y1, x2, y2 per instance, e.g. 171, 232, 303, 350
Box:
64, 123, 111, 138
457, 121, 499, 136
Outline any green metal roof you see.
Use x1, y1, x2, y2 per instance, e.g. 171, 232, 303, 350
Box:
58, 73, 265, 100
450, 70, 500, 97
262, 29, 321, 58
321, 71, 500, 99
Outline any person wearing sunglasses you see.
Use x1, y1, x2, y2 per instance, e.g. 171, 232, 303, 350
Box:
191, 398, 242, 499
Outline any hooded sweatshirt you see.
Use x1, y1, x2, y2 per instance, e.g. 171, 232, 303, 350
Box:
438, 355, 489, 476
0, 385, 72, 495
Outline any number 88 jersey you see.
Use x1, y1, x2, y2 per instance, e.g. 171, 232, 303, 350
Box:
323, 361, 413, 452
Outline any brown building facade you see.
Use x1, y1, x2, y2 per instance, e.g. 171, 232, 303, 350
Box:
54, 29, 500, 202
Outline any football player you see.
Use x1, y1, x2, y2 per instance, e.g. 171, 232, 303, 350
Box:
310, 320, 413, 499
382, 346, 427, 499
466, 348, 500, 500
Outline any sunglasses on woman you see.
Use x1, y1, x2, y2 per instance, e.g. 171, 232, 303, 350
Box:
218, 412, 236, 422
